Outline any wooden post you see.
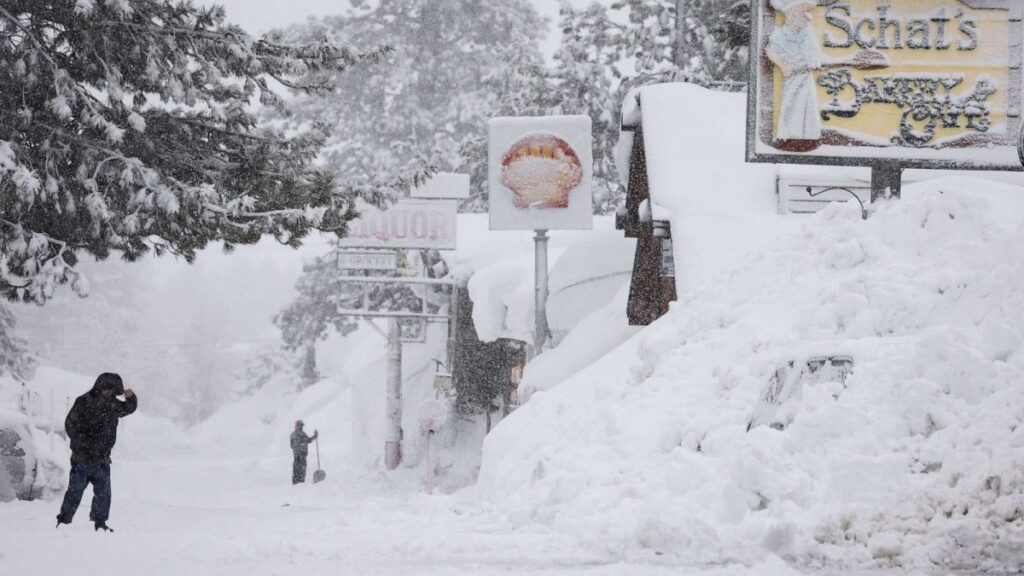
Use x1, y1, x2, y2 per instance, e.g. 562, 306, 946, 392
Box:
871, 163, 903, 203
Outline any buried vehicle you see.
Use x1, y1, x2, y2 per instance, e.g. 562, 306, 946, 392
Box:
0, 402, 71, 502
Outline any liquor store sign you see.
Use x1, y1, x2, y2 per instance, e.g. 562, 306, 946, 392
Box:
747, 0, 1024, 170
337, 200, 457, 250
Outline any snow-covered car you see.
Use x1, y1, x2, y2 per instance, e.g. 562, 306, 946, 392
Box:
0, 409, 69, 502
0, 372, 78, 502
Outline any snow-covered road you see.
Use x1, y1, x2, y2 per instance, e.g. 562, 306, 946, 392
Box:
0, 452, 953, 576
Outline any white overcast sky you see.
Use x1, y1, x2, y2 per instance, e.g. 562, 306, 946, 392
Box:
205, 0, 596, 58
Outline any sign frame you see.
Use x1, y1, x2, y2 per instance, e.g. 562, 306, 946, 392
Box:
336, 250, 398, 271
745, 0, 1024, 173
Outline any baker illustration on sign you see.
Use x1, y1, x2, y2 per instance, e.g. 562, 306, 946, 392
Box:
765, 0, 889, 151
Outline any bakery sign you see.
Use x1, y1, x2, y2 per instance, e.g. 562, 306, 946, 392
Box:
488, 115, 593, 230
746, 0, 1024, 170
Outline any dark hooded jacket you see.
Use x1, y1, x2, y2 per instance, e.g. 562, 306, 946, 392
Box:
64, 373, 137, 465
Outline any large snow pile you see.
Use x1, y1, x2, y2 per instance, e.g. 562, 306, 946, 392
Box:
546, 230, 634, 343
478, 178, 1024, 572
517, 285, 639, 402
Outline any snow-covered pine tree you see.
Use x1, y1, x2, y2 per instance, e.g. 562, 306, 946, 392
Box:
0, 0, 422, 305
456, 39, 555, 213
0, 303, 36, 379
536, 0, 749, 215
611, 0, 750, 91
235, 344, 305, 397
274, 251, 359, 387
11, 256, 147, 376
550, 2, 626, 214
275, 245, 449, 385
276, 0, 550, 213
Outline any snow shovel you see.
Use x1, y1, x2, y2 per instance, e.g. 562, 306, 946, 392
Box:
312, 436, 326, 484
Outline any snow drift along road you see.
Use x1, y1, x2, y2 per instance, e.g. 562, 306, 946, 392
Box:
478, 178, 1024, 572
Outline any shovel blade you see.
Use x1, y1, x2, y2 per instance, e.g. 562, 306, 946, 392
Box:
313, 469, 326, 484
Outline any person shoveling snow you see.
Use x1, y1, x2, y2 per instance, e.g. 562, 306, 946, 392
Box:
289, 420, 319, 485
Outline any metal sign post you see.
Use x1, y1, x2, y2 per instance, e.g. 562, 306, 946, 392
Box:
385, 318, 403, 470
534, 229, 549, 352
333, 275, 456, 471
333, 191, 459, 473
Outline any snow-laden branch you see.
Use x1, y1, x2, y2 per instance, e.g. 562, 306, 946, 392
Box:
0, 1, 424, 304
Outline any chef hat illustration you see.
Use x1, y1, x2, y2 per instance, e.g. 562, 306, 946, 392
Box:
770, 0, 816, 11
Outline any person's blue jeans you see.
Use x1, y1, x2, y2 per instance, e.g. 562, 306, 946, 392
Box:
57, 460, 111, 523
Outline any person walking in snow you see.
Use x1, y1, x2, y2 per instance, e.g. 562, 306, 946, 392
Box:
290, 420, 318, 485
56, 373, 137, 532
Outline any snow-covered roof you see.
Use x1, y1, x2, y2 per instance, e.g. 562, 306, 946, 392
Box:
626, 83, 781, 296
637, 83, 777, 221
626, 82, 1024, 298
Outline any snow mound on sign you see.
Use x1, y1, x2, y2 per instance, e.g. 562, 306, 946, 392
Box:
478, 178, 1024, 572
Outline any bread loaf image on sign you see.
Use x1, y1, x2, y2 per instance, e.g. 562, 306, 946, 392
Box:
500, 134, 583, 209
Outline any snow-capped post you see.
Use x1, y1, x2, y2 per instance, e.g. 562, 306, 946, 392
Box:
489, 116, 594, 354
745, 0, 1024, 200
385, 318, 403, 470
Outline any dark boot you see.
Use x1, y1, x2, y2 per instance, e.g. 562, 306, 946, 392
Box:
94, 521, 113, 532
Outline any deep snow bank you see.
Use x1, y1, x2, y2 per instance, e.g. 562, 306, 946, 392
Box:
478, 179, 1024, 572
